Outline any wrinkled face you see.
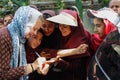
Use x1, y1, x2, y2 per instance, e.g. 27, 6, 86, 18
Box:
3, 15, 12, 26
28, 32, 43, 49
109, 0, 120, 13
59, 24, 71, 36
41, 20, 55, 36
25, 19, 42, 39
93, 18, 105, 37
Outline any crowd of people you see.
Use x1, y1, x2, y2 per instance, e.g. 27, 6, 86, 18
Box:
0, 0, 120, 80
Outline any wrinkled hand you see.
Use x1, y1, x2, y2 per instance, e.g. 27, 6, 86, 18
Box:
37, 56, 60, 75
37, 63, 50, 75
77, 44, 88, 54
36, 57, 49, 75
32, 57, 46, 71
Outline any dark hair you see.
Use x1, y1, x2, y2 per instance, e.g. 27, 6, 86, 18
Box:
38, 28, 44, 34
43, 13, 52, 19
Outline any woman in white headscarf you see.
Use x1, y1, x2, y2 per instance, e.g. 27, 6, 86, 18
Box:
87, 7, 120, 80
0, 6, 46, 80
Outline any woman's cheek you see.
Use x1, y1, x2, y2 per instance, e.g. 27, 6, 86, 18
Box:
24, 26, 31, 38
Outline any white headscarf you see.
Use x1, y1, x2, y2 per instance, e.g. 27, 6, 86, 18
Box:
87, 7, 120, 33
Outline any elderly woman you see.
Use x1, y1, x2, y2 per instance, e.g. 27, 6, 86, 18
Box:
0, 6, 46, 80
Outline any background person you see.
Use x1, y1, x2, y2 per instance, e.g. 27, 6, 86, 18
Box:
87, 9, 117, 52
2, 14, 13, 27
0, 18, 3, 28
87, 7, 120, 80
109, 0, 120, 14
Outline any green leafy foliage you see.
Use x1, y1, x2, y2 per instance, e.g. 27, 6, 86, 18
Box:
56, 0, 65, 9
0, 0, 29, 18
102, 0, 111, 6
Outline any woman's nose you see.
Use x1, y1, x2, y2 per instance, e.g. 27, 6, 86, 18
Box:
37, 40, 41, 45
34, 30, 38, 35
94, 27, 97, 33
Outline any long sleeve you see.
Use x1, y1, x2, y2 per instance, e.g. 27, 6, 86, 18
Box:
54, 53, 89, 71
0, 66, 25, 79
0, 27, 26, 80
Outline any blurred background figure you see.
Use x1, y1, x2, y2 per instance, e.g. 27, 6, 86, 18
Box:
3, 14, 13, 27
0, 18, 3, 28
109, 0, 120, 14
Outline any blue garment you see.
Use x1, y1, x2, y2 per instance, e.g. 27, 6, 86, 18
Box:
7, 6, 42, 80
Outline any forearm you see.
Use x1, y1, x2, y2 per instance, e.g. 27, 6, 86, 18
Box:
0, 62, 41, 79
57, 48, 80, 57
57, 44, 88, 58
24, 64, 34, 75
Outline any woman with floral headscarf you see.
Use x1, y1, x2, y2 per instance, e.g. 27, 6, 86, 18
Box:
0, 6, 46, 80
46, 9, 94, 80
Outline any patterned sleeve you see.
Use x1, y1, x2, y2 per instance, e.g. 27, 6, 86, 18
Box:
0, 66, 25, 79
0, 27, 26, 79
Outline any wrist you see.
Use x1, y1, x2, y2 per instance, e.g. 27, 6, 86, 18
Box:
31, 63, 39, 71
75, 48, 81, 54
30, 63, 35, 71
25, 64, 33, 75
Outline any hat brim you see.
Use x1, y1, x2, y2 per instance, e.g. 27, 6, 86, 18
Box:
47, 13, 78, 26
87, 7, 120, 26
87, 9, 105, 18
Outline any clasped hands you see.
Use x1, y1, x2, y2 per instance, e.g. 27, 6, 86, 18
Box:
34, 56, 60, 75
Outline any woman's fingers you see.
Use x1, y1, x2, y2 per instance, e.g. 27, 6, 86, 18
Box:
77, 44, 88, 53
37, 63, 50, 75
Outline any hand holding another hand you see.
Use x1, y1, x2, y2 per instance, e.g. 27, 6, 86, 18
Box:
32, 57, 46, 71
37, 56, 60, 75
37, 63, 50, 75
